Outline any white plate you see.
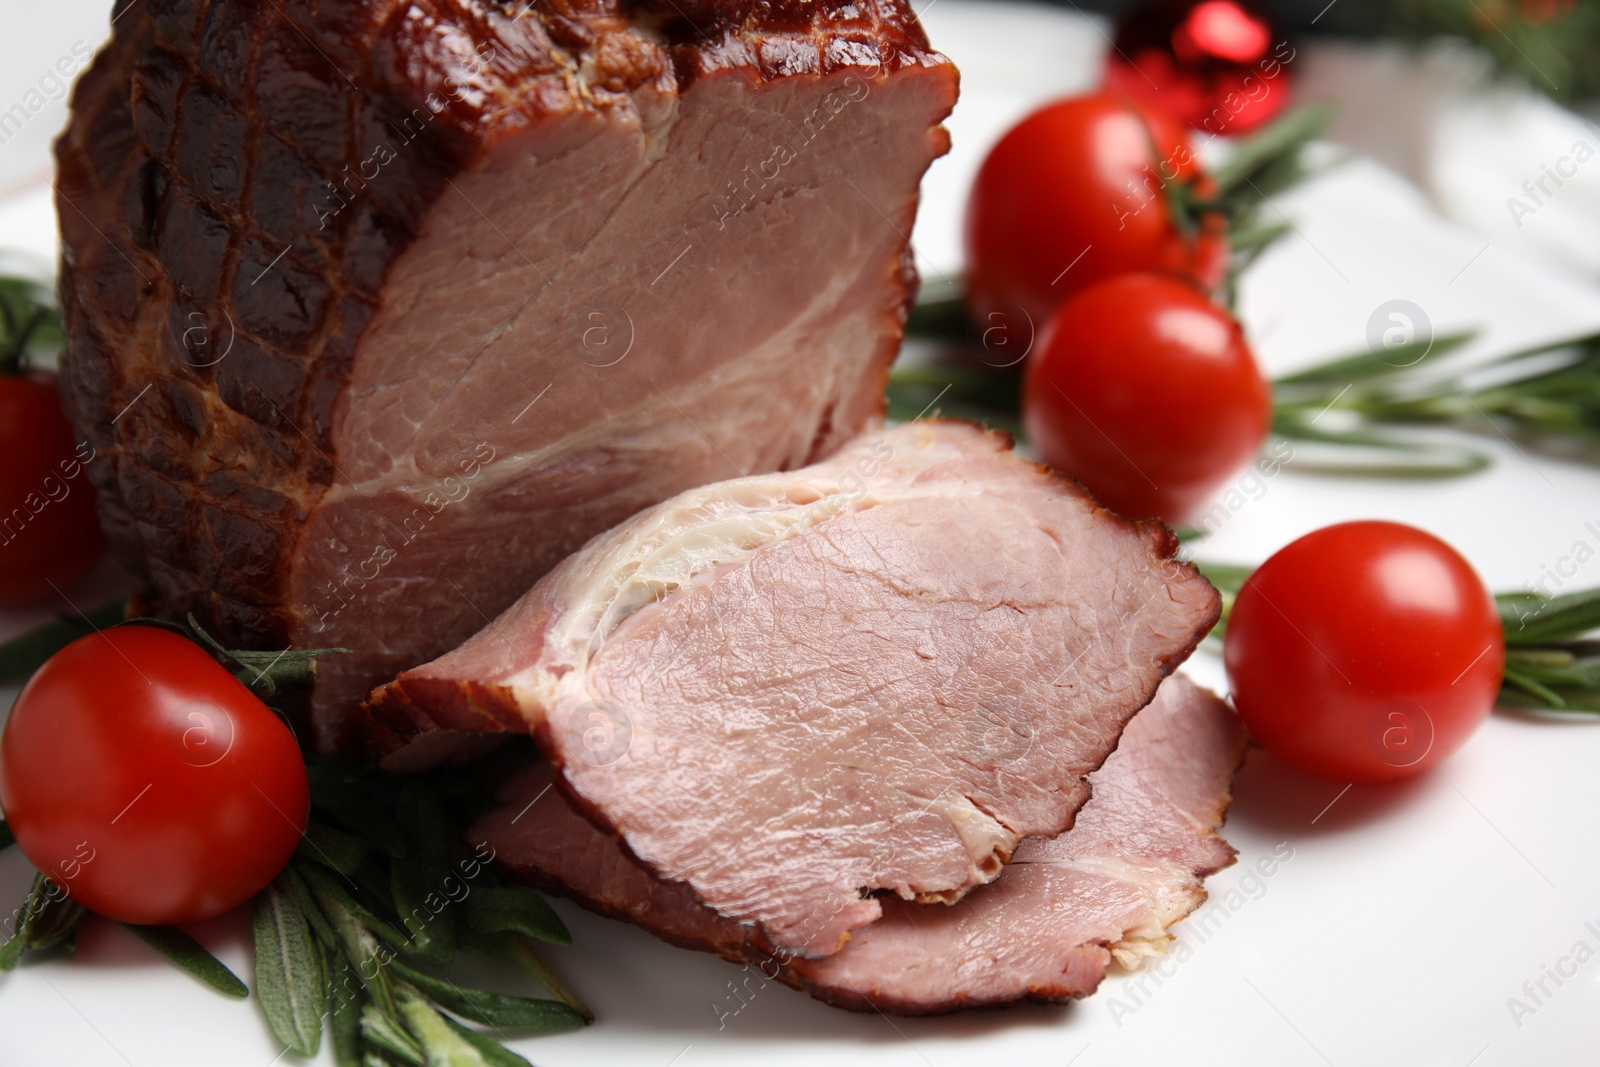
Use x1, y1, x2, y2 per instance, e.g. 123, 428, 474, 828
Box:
5, 3, 1600, 1064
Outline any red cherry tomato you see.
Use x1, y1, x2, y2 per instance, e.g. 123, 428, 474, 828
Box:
0, 371, 106, 605
964, 92, 1228, 333
0, 627, 308, 924
1224, 521, 1505, 783
1021, 273, 1270, 522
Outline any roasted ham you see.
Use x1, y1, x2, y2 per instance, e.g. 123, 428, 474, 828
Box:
473, 674, 1248, 1013
55, 0, 957, 755
368, 421, 1220, 957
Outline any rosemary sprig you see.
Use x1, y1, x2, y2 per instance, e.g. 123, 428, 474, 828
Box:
884, 363, 1023, 437
1188, 103, 1335, 310
241, 755, 590, 1062
0, 611, 589, 1062
1497, 587, 1600, 713
125, 924, 249, 997
1189, 556, 1600, 714
1199, 103, 1336, 224
0, 874, 85, 971
897, 294, 1600, 476
903, 273, 969, 343
1273, 330, 1600, 475
254, 876, 327, 1057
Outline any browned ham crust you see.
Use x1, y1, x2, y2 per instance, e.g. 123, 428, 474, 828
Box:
55, 0, 956, 755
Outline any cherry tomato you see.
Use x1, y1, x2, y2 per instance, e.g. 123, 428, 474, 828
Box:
964, 92, 1228, 333
1224, 521, 1504, 783
1021, 273, 1270, 522
0, 371, 106, 605
0, 627, 308, 924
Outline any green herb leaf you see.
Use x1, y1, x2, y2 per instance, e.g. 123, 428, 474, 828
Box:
0, 275, 61, 372
362, 1003, 426, 1066
300, 862, 404, 1014
0, 875, 83, 959
1272, 331, 1477, 390
500, 933, 593, 1023
391, 784, 458, 967
1268, 421, 1494, 478
331, 960, 368, 1067
1499, 587, 1600, 646
0, 875, 56, 971
904, 272, 970, 341
1228, 219, 1292, 256
0, 601, 126, 684
441, 1017, 535, 1067
1502, 665, 1572, 709
1209, 103, 1335, 198
253, 876, 329, 1056
1502, 690, 1600, 714
390, 962, 585, 1030
298, 859, 410, 952
1498, 645, 1600, 713
395, 988, 511, 1067
298, 819, 372, 877
464, 888, 570, 948
26, 895, 85, 955
1276, 330, 1600, 473
309, 769, 409, 859
0, 820, 13, 853
124, 924, 249, 998
884, 364, 1025, 438
284, 862, 343, 952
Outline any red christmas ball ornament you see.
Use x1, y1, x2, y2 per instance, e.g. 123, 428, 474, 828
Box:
1105, 0, 1294, 136
1515, 0, 1574, 26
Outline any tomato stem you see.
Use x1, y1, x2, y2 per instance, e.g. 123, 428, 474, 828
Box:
182, 613, 348, 700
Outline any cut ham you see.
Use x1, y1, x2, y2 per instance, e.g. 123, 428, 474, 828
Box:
369, 421, 1220, 957
55, 0, 957, 755
472, 674, 1248, 1013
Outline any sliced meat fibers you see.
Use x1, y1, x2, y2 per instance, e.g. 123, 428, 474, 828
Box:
368, 421, 1220, 958
473, 674, 1248, 1013
55, 0, 957, 759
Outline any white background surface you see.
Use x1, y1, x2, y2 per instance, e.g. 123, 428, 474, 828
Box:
4, 2, 1600, 1065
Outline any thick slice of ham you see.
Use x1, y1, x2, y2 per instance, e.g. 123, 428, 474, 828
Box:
368, 421, 1220, 957
472, 674, 1248, 1013
55, 0, 956, 759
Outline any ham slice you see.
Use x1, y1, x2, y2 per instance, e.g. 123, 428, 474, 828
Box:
55, 0, 956, 757
368, 421, 1220, 957
472, 674, 1248, 1013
